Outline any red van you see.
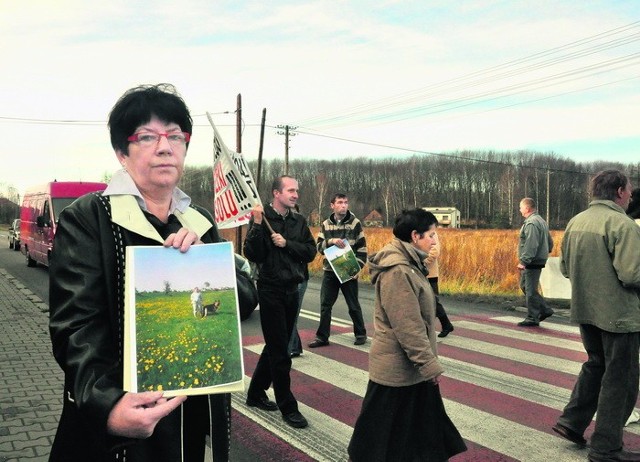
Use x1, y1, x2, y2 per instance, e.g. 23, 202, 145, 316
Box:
20, 181, 107, 267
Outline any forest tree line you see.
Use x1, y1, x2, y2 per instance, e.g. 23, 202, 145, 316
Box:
180, 150, 640, 230
1, 150, 638, 229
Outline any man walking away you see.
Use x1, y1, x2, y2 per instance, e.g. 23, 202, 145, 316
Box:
552, 169, 640, 462
517, 197, 554, 327
243, 176, 317, 429
309, 193, 368, 348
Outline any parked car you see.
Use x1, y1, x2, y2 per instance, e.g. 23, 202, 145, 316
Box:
8, 219, 21, 251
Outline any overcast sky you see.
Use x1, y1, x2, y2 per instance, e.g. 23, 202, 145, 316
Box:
1, 1, 638, 196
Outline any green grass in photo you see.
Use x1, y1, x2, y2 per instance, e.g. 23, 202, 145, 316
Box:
134, 290, 241, 392
331, 251, 360, 282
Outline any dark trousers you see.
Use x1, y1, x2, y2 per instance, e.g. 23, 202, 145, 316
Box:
428, 277, 453, 331
288, 279, 308, 355
316, 271, 366, 342
558, 324, 639, 454
519, 268, 552, 321
248, 283, 299, 415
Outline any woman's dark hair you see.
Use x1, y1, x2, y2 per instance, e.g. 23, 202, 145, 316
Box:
590, 169, 629, 201
392, 209, 438, 242
108, 83, 193, 155
627, 188, 640, 219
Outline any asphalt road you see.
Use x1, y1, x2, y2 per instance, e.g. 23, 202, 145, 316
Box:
2, 231, 574, 461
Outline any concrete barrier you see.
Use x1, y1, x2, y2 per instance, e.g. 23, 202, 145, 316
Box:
540, 256, 571, 300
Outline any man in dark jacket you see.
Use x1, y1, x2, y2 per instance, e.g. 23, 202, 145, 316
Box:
243, 175, 317, 429
309, 193, 368, 347
517, 197, 554, 327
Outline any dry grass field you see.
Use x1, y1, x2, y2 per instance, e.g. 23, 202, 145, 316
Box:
223, 227, 564, 296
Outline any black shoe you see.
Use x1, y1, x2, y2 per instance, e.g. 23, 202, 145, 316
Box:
588, 449, 640, 461
552, 423, 587, 447
540, 311, 554, 322
518, 319, 540, 327
283, 411, 308, 428
290, 351, 302, 358
354, 337, 367, 346
438, 327, 454, 338
246, 396, 278, 411
308, 339, 329, 348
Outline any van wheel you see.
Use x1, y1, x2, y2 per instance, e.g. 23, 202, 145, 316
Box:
26, 249, 36, 267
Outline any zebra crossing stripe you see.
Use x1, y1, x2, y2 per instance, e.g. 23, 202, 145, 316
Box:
238, 315, 640, 461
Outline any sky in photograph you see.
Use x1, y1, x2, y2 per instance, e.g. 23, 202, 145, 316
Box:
132, 242, 235, 292
1, 0, 639, 197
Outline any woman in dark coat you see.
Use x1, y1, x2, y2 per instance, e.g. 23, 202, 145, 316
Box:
48, 84, 231, 462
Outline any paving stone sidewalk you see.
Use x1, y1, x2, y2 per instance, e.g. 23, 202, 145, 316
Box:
0, 269, 61, 462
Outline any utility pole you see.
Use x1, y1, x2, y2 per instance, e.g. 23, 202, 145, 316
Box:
235, 94, 242, 251
276, 125, 297, 174
546, 168, 551, 225
256, 108, 266, 193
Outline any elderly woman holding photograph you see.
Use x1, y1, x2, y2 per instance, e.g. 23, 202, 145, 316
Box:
48, 84, 232, 461
348, 209, 466, 462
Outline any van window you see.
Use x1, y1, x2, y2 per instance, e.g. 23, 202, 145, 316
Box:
42, 201, 51, 227
51, 198, 79, 222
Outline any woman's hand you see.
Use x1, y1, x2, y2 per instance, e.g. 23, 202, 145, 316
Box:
164, 228, 202, 252
106, 391, 187, 439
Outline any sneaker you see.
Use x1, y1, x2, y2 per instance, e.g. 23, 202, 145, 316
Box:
518, 319, 540, 327
283, 411, 308, 428
308, 339, 329, 348
354, 337, 367, 346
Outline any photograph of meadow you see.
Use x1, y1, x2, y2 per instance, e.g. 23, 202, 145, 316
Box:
325, 239, 361, 283
124, 242, 244, 396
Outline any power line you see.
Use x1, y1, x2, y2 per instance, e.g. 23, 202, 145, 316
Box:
284, 126, 619, 178
296, 21, 640, 128
0, 111, 236, 126
0, 116, 106, 125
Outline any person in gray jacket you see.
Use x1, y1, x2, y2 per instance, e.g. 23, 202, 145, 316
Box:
552, 169, 640, 462
517, 197, 554, 327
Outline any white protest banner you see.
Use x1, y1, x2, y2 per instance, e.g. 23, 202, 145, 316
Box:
207, 113, 261, 229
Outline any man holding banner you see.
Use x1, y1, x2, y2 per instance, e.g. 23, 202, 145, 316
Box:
243, 175, 317, 429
